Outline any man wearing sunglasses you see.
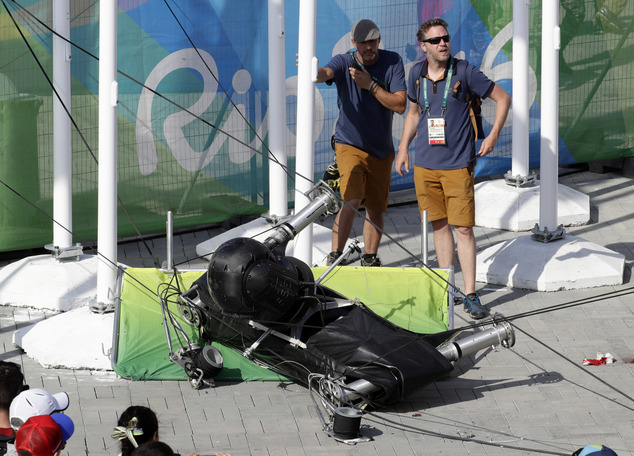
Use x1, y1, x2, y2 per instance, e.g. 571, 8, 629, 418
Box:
395, 18, 510, 319
315, 19, 406, 267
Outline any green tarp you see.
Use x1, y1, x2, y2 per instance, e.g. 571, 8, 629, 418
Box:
113, 266, 451, 381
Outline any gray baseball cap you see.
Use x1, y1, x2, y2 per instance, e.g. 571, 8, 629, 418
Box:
351, 19, 380, 42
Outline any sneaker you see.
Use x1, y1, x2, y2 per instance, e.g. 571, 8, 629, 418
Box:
326, 251, 343, 266
360, 254, 381, 267
462, 293, 488, 320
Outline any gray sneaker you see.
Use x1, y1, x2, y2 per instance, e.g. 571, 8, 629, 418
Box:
326, 251, 343, 266
360, 254, 381, 267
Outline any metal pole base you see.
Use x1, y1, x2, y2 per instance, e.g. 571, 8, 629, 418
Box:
530, 223, 566, 243
44, 243, 84, 261
503, 170, 537, 188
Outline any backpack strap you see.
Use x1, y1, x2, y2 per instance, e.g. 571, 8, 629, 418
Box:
415, 60, 428, 114
416, 58, 485, 140
347, 51, 388, 89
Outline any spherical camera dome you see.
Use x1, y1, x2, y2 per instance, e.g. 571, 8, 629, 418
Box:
207, 237, 271, 316
206, 237, 305, 321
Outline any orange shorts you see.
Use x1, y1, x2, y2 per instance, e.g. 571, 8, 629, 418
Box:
335, 144, 393, 213
414, 166, 475, 227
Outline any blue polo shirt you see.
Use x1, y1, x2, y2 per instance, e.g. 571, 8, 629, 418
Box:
406, 58, 494, 170
325, 49, 406, 159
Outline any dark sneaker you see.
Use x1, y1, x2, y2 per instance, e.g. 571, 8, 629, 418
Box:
326, 251, 343, 266
360, 254, 381, 267
462, 293, 488, 320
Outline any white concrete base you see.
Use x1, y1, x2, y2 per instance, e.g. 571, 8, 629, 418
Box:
0, 254, 113, 370
13, 306, 113, 370
475, 180, 590, 231
476, 235, 625, 291
0, 254, 98, 311
196, 216, 359, 267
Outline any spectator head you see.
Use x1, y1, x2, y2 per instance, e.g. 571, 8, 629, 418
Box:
14, 415, 62, 456
113, 406, 159, 456
10, 389, 69, 430
572, 445, 618, 456
0, 361, 25, 413
50, 413, 74, 445
417, 18, 449, 42
131, 441, 174, 456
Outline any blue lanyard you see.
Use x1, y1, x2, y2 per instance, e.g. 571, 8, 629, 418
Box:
423, 56, 453, 117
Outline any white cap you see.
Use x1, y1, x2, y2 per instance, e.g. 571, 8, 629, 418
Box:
9, 388, 70, 430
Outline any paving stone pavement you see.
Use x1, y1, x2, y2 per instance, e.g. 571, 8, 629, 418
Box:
1, 169, 633, 456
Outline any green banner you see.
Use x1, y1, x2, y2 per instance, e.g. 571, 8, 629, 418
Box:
1, 1, 633, 253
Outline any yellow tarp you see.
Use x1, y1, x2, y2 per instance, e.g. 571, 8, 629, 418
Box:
113, 266, 450, 381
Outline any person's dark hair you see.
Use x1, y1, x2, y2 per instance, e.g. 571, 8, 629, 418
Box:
131, 441, 174, 456
0, 361, 24, 410
17, 450, 32, 456
417, 18, 449, 42
116, 406, 159, 456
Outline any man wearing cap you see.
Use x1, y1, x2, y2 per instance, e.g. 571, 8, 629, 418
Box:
14, 415, 62, 456
9, 389, 69, 431
316, 19, 406, 267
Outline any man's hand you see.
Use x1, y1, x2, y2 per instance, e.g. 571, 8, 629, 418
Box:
349, 67, 372, 90
394, 149, 410, 177
478, 83, 511, 157
477, 135, 497, 158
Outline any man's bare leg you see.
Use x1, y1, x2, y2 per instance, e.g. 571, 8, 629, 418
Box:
363, 208, 384, 255
431, 218, 455, 268
331, 198, 362, 252
454, 225, 476, 295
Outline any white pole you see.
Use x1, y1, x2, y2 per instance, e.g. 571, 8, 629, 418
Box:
166, 211, 173, 271
267, 0, 288, 218
293, 0, 317, 264
539, 0, 559, 231
96, 0, 118, 311
421, 210, 428, 265
52, 0, 72, 249
511, 0, 529, 178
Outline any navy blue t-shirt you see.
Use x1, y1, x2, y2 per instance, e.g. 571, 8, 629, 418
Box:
325, 49, 406, 159
406, 58, 494, 170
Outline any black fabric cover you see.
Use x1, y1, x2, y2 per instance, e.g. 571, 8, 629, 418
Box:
305, 306, 454, 405
194, 272, 454, 407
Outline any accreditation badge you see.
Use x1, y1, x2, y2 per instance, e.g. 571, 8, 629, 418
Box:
427, 117, 446, 145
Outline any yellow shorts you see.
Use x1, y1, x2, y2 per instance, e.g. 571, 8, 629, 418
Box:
335, 144, 393, 213
414, 166, 475, 227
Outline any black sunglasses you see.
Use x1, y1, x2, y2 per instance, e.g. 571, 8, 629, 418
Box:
423, 34, 450, 45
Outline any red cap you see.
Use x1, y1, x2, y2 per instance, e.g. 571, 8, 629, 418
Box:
15, 415, 62, 456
